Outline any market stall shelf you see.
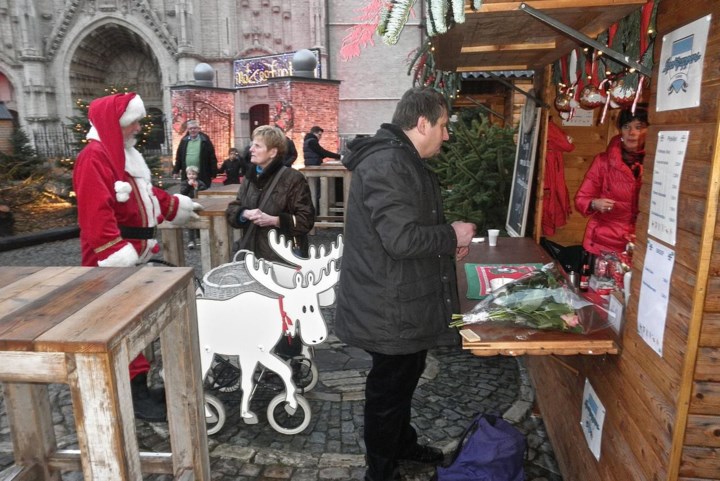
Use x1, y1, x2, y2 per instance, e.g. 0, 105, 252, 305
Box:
457, 237, 619, 356
0, 266, 209, 481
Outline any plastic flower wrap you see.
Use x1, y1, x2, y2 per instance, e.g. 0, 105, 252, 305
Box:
453, 263, 608, 334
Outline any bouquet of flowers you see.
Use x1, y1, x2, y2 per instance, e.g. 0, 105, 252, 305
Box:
453, 263, 605, 334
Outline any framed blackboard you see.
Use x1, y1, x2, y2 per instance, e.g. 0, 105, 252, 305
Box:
506, 103, 542, 237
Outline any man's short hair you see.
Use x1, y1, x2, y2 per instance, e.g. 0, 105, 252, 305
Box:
252, 125, 287, 160
310, 126, 324, 135
186, 120, 200, 129
391, 87, 449, 131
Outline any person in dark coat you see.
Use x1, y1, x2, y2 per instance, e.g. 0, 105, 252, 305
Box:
173, 119, 218, 187
575, 107, 648, 255
283, 135, 298, 166
303, 126, 341, 209
226, 125, 315, 263
335, 87, 476, 481
218, 147, 243, 185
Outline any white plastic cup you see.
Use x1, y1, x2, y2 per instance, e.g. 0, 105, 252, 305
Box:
488, 229, 500, 247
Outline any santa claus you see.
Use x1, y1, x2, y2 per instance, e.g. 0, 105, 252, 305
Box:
73, 92, 201, 421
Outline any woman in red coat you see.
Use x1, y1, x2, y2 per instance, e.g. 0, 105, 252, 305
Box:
575, 107, 648, 256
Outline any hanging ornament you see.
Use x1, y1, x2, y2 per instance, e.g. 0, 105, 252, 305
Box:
609, 79, 636, 109
579, 85, 607, 110
554, 89, 573, 113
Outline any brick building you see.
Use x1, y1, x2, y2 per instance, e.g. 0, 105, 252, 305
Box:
0, 1, 424, 163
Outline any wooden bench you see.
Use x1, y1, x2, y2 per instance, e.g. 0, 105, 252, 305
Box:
0, 266, 210, 480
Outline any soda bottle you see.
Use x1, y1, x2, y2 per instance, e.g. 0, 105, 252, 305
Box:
579, 251, 591, 292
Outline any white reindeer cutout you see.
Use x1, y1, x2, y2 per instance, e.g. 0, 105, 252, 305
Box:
267, 230, 343, 307
196, 251, 340, 427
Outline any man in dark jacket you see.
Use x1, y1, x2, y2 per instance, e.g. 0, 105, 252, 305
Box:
303, 126, 341, 209
173, 119, 218, 187
335, 87, 476, 481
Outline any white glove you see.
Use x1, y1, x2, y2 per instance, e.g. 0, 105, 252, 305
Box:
193, 202, 204, 211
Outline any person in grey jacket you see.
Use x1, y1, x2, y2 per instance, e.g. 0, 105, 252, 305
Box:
335, 87, 476, 481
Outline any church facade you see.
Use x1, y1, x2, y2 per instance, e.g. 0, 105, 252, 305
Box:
0, 0, 423, 158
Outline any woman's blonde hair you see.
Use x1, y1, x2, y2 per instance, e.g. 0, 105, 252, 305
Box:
252, 125, 287, 160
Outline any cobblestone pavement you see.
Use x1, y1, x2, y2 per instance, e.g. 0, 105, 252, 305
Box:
0, 230, 563, 481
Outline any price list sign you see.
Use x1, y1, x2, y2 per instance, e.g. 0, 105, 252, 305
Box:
648, 131, 689, 245
637, 239, 675, 356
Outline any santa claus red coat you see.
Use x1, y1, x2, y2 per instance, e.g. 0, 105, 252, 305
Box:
73, 92, 196, 378
74, 93, 196, 267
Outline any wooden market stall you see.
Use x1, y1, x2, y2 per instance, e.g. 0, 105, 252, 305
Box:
435, 1, 720, 480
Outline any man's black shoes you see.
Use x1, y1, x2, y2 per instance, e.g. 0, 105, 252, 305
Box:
131, 373, 167, 422
399, 444, 444, 465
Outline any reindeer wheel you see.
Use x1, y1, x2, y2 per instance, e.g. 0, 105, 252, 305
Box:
267, 393, 311, 435
204, 394, 226, 435
290, 356, 319, 392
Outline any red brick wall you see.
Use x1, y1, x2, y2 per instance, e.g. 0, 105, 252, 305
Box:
268, 78, 340, 166
170, 87, 236, 166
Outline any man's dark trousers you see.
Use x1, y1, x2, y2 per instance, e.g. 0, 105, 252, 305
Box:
364, 349, 427, 481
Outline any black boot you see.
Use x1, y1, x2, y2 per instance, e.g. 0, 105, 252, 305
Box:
131, 373, 167, 422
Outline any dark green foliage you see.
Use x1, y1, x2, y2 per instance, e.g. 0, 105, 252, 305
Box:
0, 127, 48, 180
428, 110, 516, 233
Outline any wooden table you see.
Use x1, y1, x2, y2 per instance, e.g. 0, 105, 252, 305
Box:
159, 196, 233, 274
299, 162, 351, 228
0, 266, 209, 481
198, 183, 239, 198
457, 237, 619, 356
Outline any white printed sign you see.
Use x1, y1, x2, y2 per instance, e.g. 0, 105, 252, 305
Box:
637, 239, 675, 356
657, 15, 711, 111
648, 131, 689, 245
581, 379, 606, 460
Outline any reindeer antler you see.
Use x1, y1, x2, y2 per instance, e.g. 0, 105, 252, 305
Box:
244, 252, 288, 295
268, 230, 344, 276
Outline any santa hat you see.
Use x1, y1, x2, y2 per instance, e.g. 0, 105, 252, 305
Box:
119, 95, 146, 127
87, 92, 144, 179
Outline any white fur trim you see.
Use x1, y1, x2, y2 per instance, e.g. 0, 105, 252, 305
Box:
120, 95, 146, 127
115, 181, 131, 202
166, 194, 196, 226
98, 243, 139, 267
125, 148, 161, 228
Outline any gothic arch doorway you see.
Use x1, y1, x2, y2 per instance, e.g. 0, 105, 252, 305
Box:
69, 24, 163, 113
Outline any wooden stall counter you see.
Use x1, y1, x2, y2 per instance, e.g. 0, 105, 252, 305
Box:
159, 196, 233, 274
198, 183, 239, 198
457, 237, 619, 357
299, 162, 351, 228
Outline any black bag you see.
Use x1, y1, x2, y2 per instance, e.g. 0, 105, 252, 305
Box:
540, 238, 585, 274
434, 413, 526, 481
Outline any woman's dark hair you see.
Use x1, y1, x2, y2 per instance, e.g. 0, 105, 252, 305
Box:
617, 105, 649, 129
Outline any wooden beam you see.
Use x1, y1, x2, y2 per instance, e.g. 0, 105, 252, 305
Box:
468, 0, 646, 13
458, 65, 530, 72
461, 41, 556, 53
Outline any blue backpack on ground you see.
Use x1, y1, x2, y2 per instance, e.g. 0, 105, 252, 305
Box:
434, 413, 526, 481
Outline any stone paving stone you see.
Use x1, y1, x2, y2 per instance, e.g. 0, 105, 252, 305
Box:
0, 232, 564, 481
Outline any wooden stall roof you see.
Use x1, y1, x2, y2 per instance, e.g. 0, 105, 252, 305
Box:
433, 0, 647, 72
